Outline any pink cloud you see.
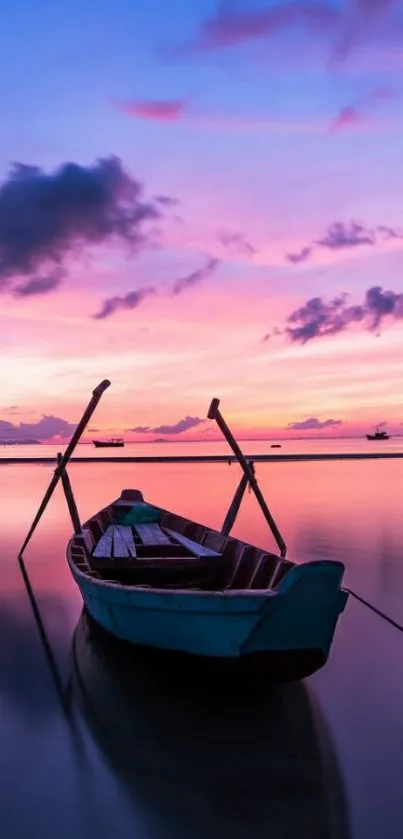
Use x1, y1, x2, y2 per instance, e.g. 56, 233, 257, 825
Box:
115, 96, 324, 134
114, 98, 187, 121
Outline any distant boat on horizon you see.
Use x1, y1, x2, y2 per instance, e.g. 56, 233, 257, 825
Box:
93, 438, 124, 448
366, 427, 389, 441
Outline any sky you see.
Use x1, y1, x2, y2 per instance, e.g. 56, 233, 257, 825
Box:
1, 0, 403, 442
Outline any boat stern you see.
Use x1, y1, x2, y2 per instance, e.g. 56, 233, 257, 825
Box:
240, 560, 348, 674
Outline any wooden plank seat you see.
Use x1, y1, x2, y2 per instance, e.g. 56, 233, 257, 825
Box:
163, 527, 221, 558
134, 523, 171, 546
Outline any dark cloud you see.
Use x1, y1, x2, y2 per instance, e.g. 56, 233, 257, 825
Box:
14, 271, 63, 297
114, 98, 187, 121
93, 286, 156, 320
220, 232, 257, 256
0, 414, 77, 441
0, 156, 159, 295
172, 257, 219, 296
286, 220, 402, 265
282, 285, 403, 344
287, 417, 342, 431
131, 416, 205, 435
316, 221, 376, 250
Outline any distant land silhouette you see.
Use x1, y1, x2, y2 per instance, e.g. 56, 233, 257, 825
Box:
1, 439, 42, 445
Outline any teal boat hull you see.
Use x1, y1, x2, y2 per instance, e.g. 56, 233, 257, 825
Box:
69, 558, 348, 679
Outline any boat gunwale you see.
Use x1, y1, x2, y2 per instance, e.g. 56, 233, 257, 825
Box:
66, 497, 345, 602
66, 495, 286, 600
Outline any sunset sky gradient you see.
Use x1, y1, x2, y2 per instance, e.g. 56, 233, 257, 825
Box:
1, 0, 403, 441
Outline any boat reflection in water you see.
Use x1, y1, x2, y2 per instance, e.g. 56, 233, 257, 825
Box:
71, 610, 349, 839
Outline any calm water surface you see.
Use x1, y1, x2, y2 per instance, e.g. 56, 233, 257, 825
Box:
1, 458, 403, 838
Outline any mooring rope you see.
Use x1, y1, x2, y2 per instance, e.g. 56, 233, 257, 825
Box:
345, 587, 403, 633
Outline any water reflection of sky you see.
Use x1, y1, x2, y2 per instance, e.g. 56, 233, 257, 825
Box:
1, 460, 403, 837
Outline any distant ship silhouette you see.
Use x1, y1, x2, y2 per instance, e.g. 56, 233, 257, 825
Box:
366, 427, 389, 441
93, 438, 124, 448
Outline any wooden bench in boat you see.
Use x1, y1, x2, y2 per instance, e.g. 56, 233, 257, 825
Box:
134, 523, 171, 546
163, 527, 221, 558
92, 525, 137, 559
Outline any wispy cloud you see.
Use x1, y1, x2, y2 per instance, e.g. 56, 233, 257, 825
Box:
280, 285, 403, 344
1, 407, 35, 416
113, 98, 187, 121
172, 257, 219, 296
0, 156, 159, 295
93, 256, 219, 320
286, 220, 403, 264
114, 97, 323, 134
186, 2, 338, 52
287, 417, 342, 430
154, 195, 181, 207
93, 286, 156, 320
287, 246, 313, 265
175, 0, 399, 61
219, 232, 257, 256
14, 272, 63, 297
130, 416, 205, 434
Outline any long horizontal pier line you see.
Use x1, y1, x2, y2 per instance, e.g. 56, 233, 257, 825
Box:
2, 452, 403, 465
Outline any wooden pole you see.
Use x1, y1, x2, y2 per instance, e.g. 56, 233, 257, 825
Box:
208, 398, 287, 557
18, 379, 110, 557
57, 453, 81, 535
222, 461, 254, 536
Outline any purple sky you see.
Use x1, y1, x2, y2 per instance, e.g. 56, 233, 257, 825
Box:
1, 0, 403, 439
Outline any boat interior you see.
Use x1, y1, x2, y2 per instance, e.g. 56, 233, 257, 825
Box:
69, 489, 296, 592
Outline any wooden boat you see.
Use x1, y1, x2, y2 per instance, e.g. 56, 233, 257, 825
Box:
70, 608, 350, 839
93, 438, 124, 448
67, 488, 347, 678
19, 382, 348, 681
